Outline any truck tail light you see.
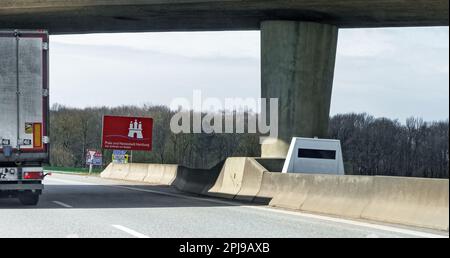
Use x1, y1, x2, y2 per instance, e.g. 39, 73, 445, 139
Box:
23, 171, 44, 180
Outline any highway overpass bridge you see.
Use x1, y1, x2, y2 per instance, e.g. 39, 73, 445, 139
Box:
1, 0, 448, 157
1, 0, 448, 32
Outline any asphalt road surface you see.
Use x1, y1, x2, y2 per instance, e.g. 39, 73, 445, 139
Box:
0, 173, 448, 238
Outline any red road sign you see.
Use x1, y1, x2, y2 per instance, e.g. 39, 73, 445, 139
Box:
102, 115, 153, 151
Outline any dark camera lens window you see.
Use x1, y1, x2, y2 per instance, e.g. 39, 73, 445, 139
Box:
298, 148, 336, 160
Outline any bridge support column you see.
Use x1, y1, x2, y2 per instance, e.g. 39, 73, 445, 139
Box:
261, 21, 338, 158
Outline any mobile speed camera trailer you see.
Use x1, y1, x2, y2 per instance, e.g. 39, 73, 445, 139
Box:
282, 137, 345, 175
0, 30, 50, 205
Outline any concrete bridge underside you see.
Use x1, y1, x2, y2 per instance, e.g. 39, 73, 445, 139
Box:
0, 0, 448, 33
1, 0, 448, 158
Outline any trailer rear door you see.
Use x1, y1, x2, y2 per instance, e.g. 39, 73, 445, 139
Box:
0, 30, 49, 157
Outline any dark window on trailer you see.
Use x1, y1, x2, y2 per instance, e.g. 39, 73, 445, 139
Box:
297, 148, 336, 160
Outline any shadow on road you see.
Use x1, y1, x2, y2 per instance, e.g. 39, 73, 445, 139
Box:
0, 183, 269, 209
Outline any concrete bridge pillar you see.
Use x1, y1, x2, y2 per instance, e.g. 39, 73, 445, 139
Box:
261, 21, 339, 158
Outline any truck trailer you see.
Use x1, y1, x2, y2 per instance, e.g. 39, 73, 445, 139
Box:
0, 30, 49, 205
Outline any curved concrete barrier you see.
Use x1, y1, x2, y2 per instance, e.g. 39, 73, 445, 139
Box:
101, 160, 449, 231
361, 176, 449, 231
234, 158, 266, 202
173, 162, 224, 194
206, 163, 225, 196
253, 172, 280, 204
207, 157, 247, 199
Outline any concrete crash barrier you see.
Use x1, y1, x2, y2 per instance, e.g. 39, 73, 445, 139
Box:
266, 173, 310, 210
172, 161, 224, 194
101, 163, 131, 180
299, 174, 375, 219
99, 163, 114, 178
253, 172, 281, 204
207, 157, 267, 200
159, 165, 179, 185
207, 157, 247, 199
144, 164, 178, 185
254, 172, 449, 231
102, 160, 449, 231
234, 158, 267, 202
125, 163, 149, 182
361, 176, 449, 231
101, 163, 179, 185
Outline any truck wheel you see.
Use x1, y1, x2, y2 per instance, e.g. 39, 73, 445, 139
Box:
18, 192, 40, 206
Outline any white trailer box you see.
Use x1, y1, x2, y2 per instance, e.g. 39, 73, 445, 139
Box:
282, 137, 345, 175
0, 30, 49, 205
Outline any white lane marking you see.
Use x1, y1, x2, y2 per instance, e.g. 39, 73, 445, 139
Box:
114, 185, 448, 239
47, 176, 449, 239
243, 205, 448, 239
112, 225, 149, 238
52, 201, 73, 208
46, 177, 95, 186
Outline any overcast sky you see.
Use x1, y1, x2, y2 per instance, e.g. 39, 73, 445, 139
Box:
50, 27, 449, 122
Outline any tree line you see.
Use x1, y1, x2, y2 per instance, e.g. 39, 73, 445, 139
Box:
49, 104, 449, 178
329, 113, 448, 178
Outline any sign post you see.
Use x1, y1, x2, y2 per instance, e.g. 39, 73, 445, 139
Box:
86, 150, 103, 175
